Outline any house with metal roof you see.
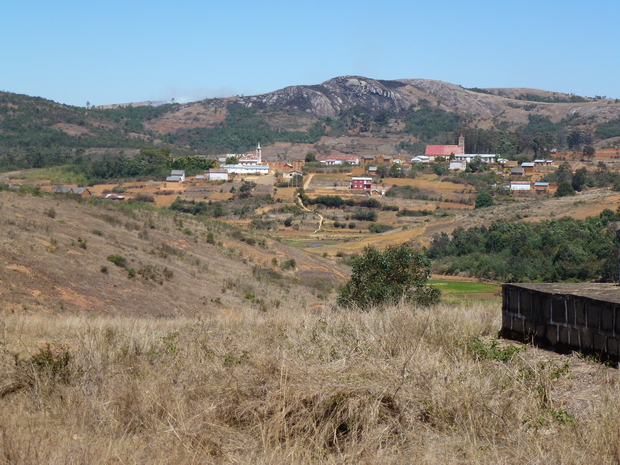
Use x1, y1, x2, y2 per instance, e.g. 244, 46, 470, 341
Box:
207, 169, 229, 181
521, 162, 535, 174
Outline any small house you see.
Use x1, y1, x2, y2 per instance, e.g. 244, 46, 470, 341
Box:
534, 182, 549, 193
521, 162, 535, 174
169, 170, 186, 182
207, 169, 229, 181
351, 177, 373, 190
282, 169, 303, 180
509, 181, 531, 191
72, 187, 92, 197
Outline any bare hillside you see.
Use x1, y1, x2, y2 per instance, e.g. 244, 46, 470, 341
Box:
0, 191, 346, 316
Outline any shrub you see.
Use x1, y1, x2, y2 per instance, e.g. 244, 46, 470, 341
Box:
555, 181, 576, 197
134, 193, 155, 203
281, 259, 296, 270
475, 192, 494, 209
369, 224, 394, 234
107, 254, 127, 268
337, 243, 441, 309
352, 211, 378, 222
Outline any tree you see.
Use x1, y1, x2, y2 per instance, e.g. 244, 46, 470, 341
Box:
337, 243, 441, 309
583, 145, 595, 160
468, 156, 487, 173
305, 152, 317, 163
554, 162, 574, 184
225, 156, 239, 164
475, 192, 494, 209
532, 132, 556, 157
555, 181, 575, 197
571, 167, 588, 192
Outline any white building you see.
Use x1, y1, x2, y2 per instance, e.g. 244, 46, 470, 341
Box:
454, 154, 497, 163
166, 170, 186, 182
207, 169, 229, 181
449, 161, 466, 171
220, 164, 270, 175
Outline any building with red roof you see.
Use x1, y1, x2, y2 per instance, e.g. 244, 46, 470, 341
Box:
424, 135, 465, 161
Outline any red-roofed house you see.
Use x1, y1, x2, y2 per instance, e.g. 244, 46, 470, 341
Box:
424, 135, 465, 161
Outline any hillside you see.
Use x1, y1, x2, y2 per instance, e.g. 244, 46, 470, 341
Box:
3, 76, 620, 172
0, 189, 347, 316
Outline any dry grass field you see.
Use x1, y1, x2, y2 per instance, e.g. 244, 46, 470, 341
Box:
2, 302, 620, 464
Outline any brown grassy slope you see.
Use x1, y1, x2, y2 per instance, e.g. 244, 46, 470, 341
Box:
0, 191, 347, 317
1, 303, 619, 463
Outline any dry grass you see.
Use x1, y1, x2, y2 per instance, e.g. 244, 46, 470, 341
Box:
1, 302, 619, 464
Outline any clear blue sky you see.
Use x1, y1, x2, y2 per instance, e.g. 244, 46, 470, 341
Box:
3, 0, 619, 107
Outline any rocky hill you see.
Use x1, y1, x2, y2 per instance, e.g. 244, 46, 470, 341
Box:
3, 76, 620, 166
175, 76, 620, 130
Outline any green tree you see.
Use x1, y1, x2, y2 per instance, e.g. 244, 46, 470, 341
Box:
305, 152, 317, 163
583, 145, 595, 160
475, 192, 494, 209
225, 155, 239, 164
337, 243, 441, 309
555, 181, 576, 197
571, 167, 588, 192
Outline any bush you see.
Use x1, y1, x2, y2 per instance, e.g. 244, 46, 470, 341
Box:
352, 211, 378, 222
475, 192, 494, 209
107, 254, 127, 268
555, 181, 576, 197
281, 259, 296, 270
134, 193, 155, 203
337, 243, 441, 309
369, 224, 394, 234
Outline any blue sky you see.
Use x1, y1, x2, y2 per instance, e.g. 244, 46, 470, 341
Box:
3, 0, 619, 107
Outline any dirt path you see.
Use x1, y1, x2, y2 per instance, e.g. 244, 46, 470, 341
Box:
303, 173, 314, 189
296, 193, 324, 234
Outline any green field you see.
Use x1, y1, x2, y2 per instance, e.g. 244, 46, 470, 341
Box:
430, 280, 502, 293
430, 280, 502, 304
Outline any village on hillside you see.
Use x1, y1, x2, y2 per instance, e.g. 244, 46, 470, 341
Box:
32, 136, 620, 205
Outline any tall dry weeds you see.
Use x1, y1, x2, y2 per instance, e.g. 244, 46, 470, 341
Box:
0, 302, 619, 464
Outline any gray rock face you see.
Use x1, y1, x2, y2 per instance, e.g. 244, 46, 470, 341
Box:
238, 75, 417, 117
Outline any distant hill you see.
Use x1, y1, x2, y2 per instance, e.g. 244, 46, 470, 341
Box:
3, 76, 620, 170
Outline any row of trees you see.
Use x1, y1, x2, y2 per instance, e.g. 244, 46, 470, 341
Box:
426, 210, 620, 282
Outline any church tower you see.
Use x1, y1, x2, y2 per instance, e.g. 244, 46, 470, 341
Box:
256, 142, 262, 164
458, 135, 465, 154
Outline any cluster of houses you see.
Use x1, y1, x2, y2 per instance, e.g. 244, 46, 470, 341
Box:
158, 137, 558, 194
53, 186, 125, 200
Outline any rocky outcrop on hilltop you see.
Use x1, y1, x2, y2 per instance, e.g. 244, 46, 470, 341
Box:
146, 75, 620, 138
237, 76, 418, 118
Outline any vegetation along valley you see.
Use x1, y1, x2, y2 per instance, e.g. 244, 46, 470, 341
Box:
3, 77, 620, 463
